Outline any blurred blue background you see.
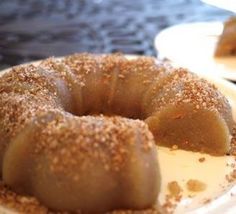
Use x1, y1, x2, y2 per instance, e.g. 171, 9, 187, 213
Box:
0, 0, 233, 69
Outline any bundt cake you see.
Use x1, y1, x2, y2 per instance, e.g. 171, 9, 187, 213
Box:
0, 53, 233, 212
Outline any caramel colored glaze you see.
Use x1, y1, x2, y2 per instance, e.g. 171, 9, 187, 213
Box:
0, 53, 233, 212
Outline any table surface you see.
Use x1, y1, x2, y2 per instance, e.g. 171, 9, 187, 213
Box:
0, 0, 233, 70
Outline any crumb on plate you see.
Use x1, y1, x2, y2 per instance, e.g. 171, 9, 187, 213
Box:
186, 179, 206, 192
167, 181, 182, 197
198, 157, 205, 163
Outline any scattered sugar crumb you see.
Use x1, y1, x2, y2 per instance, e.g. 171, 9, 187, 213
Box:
167, 181, 182, 197
161, 182, 183, 214
186, 179, 206, 192
202, 198, 211, 204
198, 157, 205, 163
225, 169, 236, 183
230, 124, 236, 156
170, 145, 178, 151
161, 195, 178, 214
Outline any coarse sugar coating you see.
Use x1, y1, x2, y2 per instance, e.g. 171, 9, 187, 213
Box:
0, 53, 234, 213
2, 111, 159, 213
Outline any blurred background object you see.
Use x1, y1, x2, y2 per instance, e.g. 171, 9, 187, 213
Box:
0, 0, 233, 69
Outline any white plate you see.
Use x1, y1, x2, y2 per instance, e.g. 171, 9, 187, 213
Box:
1, 56, 236, 213
154, 22, 236, 81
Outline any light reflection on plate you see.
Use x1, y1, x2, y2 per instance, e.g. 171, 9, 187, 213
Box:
154, 22, 236, 81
